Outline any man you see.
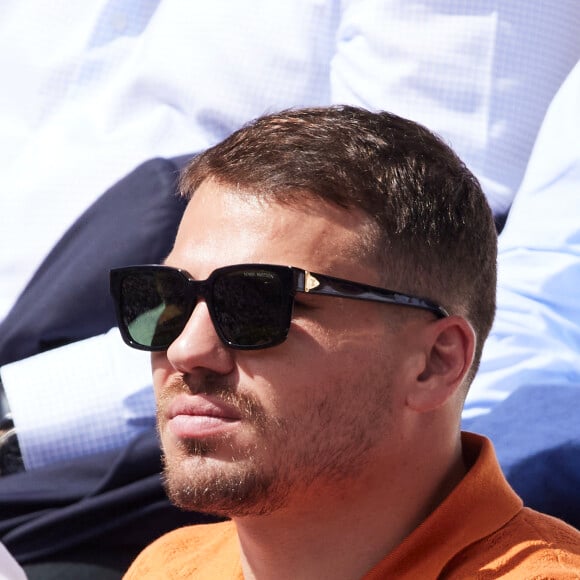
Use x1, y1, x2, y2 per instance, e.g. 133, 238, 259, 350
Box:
2, 5, 580, 576
114, 106, 580, 578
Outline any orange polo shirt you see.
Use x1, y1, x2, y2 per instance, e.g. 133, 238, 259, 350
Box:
124, 433, 580, 579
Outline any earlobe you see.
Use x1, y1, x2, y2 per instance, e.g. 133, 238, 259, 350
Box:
406, 316, 475, 413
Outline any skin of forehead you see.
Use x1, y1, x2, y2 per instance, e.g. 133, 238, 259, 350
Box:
171, 181, 384, 281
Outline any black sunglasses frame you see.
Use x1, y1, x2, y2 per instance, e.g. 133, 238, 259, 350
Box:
110, 263, 449, 352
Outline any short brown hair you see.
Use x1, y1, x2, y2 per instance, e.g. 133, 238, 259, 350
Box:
180, 106, 497, 381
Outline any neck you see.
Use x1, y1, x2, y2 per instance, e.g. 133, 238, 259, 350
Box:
234, 435, 466, 580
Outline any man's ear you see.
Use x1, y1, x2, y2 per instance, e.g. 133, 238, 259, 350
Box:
406, 316, 475, 413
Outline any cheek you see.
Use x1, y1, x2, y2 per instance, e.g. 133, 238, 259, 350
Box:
242, 332, 394, 419
301, 327, 409, 413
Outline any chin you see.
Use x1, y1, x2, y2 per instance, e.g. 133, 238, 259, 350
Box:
161, 455, 289, 518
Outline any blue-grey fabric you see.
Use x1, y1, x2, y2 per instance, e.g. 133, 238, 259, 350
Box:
0, 155, 191, 366
464, 385, 580, 529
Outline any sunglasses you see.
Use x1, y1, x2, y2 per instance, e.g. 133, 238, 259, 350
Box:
110, 264, 448, 351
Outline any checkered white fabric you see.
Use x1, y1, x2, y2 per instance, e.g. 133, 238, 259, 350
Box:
465, 61, 580, 419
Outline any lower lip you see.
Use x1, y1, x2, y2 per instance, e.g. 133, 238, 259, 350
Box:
168, 414, 239, 439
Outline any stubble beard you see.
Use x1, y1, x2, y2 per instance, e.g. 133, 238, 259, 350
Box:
159, 375, 291, 518
161, 432, 294, 518
158, 369, 393, 519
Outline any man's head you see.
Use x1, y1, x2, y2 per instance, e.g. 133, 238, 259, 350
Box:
179, 105, 497, 376
111, 106, 497, 518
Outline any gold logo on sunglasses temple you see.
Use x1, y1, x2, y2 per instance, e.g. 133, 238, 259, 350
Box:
304, 271, 321, 293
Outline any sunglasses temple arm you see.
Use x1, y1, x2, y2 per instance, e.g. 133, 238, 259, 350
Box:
298, 271, 448, 318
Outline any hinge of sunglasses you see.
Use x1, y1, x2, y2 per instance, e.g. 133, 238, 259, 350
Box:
304, 271, 321, 292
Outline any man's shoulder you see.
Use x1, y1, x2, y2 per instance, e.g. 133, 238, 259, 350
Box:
446, 507, 580, 578
124, 520, 239, 579
514, 507, 580, 554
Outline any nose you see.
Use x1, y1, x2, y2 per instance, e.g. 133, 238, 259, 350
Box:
165, 300, 235, 376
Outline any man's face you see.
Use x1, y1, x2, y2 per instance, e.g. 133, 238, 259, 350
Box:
153, 181, 418, 517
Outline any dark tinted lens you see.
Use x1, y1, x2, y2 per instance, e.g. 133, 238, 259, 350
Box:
212, 268, 291, 347
120, 270, 192, 349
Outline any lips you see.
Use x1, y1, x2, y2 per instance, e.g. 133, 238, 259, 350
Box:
165, 394, 242, 439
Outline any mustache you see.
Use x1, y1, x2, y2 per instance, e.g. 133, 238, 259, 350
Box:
166, 372, 237, 395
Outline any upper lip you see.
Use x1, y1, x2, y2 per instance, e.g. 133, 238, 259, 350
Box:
166, 394, 242, 421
